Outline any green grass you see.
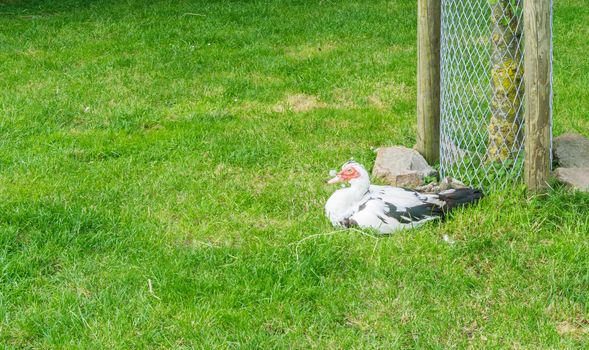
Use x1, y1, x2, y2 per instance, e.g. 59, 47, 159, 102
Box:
1, 0, 589, 348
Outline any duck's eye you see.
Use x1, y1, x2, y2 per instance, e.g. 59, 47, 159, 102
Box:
346, 168, 354, 174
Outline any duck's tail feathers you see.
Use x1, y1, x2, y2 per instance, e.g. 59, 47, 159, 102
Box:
438, 188, 483, 211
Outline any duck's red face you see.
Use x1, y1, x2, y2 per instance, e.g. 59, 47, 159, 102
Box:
327, 165, 360, 184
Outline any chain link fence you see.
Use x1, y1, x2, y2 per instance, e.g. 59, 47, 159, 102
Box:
440, 0, 531, 190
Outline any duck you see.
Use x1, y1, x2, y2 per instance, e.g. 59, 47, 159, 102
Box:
325, 161, 483, 234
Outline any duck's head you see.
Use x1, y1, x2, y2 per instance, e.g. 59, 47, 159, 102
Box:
327, 161, 370, 186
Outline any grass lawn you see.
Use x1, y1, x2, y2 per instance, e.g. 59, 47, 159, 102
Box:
1, 0, 589, 348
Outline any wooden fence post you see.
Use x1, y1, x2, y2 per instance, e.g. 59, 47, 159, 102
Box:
416, 0, 441, 164
524, 0, 552, 191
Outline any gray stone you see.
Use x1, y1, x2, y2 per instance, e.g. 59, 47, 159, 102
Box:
415, 176, 468, 193
439, 177, 467, 191
415, 182, 439, 193
554, 167, 589, 192
372, 146, 437, 188
553, 133, 589, 168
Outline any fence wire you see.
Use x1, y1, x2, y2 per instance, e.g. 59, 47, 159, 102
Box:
440, 0, 527, 190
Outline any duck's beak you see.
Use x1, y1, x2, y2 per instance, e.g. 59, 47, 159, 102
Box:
327, 174, 343, 184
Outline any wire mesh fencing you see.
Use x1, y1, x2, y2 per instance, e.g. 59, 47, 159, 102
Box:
440, 0, 530, 190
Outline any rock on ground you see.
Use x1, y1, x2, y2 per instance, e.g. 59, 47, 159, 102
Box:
554, 167, 589, 192
372, 146, 437, 188
553, 133, 589, 168
415, 177, 468, 193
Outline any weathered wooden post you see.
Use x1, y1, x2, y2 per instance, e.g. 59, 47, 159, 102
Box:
524, 0, 552, 191
416, 0, 441, 164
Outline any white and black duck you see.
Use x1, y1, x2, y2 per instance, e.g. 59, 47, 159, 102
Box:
325, 161, 483, 234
